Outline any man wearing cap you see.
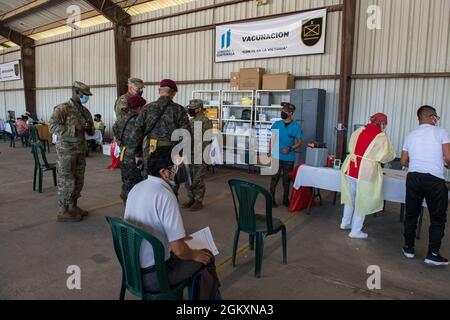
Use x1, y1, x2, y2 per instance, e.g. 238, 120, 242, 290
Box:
269, 103, 303, 208
49, 81, 95, 222
181, 99, 213, 211
113, 95, 147, 203
114, 78, 145, 120
134, 79, 191, 178
340, 113, 395, 239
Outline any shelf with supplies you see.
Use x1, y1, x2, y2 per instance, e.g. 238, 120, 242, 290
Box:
221, 90, 255, 138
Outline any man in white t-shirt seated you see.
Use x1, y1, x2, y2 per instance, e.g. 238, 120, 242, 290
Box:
401, 105, 450, 267
124, 158, 214, 292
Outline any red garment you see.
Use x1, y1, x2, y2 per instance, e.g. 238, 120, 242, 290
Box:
288, 165, 316, 213
16, 119, 30, 134
348, 124, 382, 179
108, 142, 121, 170
369, 113, 388, 126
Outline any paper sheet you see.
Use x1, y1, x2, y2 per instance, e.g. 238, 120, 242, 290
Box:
185, 227, 219, 256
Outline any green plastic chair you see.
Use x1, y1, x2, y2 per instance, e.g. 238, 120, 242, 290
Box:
105, 216, 191, 300
228, 179, 287, 278
31, 143, 57, 193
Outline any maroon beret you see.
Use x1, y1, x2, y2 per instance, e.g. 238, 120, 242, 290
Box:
159, 79, 178, 92
127, 96, 147, 108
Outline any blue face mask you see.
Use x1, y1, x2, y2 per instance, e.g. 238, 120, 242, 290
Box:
168, 179, 177, 187
80, 95, 89, 104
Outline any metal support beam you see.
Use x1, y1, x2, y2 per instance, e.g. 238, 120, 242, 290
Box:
84, 0, 131, 96
0, 0, 53, 22
21, 45, 36, 114
0, 23, 36, 114
336, 0, 357, 159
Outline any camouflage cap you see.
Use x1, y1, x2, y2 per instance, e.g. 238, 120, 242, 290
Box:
73, 81, 92, 96
281, 102, 296, 113
188, 99, 204, 109
128, 78, 145, 89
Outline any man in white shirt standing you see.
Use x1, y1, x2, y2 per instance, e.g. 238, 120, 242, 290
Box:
124, 158, 214, 292
401, 105, 450, 266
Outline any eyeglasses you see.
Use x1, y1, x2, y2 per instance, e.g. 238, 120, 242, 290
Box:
433, 114, 441, 121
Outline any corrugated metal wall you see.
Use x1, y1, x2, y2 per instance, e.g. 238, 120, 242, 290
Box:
350, 0, 450, 154
35, 23, 116, 136
131, 0, 343, 152
0, 49, 26, 120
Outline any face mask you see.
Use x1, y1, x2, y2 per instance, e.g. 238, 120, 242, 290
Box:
188, 109, 197, 117
281, 112, 289, 120
80, 95, 89, 104
433, 116, 440, 127
168, 179, 177, 187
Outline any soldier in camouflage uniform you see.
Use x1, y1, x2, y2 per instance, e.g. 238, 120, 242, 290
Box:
49, 81, 94, 222
112, 95, 147, 203
114, 78, 145, 120
134, 79, 191, 177
182, 99, 213, 211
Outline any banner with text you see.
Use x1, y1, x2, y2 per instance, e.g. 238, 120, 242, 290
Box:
216, 9, 327, 62
0, 60, 21, 82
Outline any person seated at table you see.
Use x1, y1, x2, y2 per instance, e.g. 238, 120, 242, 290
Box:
94, 114, 106, 136
16, 116, 31, 136
26, 112, 39, 124
340, 113, 396, 239
400, 106, 450, 266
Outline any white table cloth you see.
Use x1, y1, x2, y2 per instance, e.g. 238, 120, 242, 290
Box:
293, 165, 408, 204
293, 165, 449, 205
3, 123, 12, 134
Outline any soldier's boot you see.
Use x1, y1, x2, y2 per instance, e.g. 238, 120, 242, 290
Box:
71, 200, 89, 217
57, 206, 82, 222
182, 199, 195, 209
190, 201, 203, 211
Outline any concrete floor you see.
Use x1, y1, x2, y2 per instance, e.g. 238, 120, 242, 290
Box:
1, 141, 450, 300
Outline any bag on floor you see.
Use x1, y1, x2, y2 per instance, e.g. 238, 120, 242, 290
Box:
108, 141, 121, 170
288, 165, 316, 213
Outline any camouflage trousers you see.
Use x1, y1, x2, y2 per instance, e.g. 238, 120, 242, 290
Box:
120, 154, 143, 203
57, 151, 86, 207
185, 164, 207, 202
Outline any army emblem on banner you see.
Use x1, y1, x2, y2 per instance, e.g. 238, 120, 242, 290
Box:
301, 17, 323, 47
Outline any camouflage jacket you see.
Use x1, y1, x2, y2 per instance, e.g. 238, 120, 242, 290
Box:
190, 113, 213, 152
112, 112, 141, 155
134, 96, 191, 156
49, 99, 94, 153
114, 92, 133, 120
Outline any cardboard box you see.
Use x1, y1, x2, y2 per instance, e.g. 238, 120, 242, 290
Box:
230, 72, 240, 90
262, 73, 295, 90
239, 68, 265, 90
205, 108, 219, 119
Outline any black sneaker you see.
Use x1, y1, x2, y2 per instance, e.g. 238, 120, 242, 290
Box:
424, 252, 449, 267
402, 246, 415, 259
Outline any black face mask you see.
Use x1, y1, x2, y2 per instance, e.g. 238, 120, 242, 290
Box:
281, 112, 289, 120
188, 109, 197, 117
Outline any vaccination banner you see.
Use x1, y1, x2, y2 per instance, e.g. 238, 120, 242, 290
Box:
0, 60, 21, 82
215, 8, 327, 62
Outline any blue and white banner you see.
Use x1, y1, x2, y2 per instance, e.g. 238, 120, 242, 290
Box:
0, 60, 21, 82
215, 9, 327, 62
